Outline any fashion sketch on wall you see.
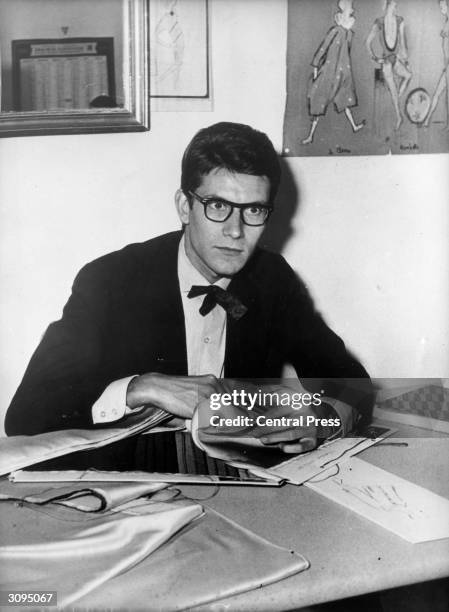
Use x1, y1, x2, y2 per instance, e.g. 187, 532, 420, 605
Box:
366, 0, 412, 132
283, 0, 449, 156
424, 0, 449, 130
150, 0, 209, 99
301, 0, 365, 146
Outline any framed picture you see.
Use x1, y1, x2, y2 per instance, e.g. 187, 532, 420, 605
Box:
0, 0, 149, 137
12, 37, 116, 112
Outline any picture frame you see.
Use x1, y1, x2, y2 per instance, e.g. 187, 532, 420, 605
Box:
0, 0, 150, 138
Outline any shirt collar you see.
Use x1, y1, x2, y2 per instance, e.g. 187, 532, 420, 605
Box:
178, 234, 231, 293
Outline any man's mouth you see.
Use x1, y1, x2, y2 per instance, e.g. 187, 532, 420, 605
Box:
215, 247, 244, 255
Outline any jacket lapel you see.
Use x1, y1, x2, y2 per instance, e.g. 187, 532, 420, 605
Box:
138, 232, 188, 375
225, 257, 268, 378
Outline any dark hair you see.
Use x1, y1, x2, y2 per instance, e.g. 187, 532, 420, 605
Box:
181, 122, 281, 203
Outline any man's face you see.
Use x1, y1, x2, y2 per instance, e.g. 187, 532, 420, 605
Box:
176, 168, 271, 283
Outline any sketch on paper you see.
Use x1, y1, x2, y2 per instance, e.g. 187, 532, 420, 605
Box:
153, 0, 185, 92
150, 0, 209, 98
306, 457, 449, 543
334, 478, 417, 520
366, 0, 412, 132
283, 0, 449, 156
302, 0, 365, 145
424, 0, 449, 130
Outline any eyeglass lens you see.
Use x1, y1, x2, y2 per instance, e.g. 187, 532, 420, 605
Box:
205, 200, 269, 226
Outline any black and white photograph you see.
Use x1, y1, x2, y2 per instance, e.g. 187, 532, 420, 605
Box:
284, 0, 449, 156
0, 0, 448, 610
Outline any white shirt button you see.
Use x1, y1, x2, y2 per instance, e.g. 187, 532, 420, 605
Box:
204, 336, 211, 344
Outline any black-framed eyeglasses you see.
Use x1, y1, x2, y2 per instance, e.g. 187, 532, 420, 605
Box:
187, 190, 273, 227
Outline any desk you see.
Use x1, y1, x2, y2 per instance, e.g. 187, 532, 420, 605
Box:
2, 424, 449, 610
186, 430, 449, 610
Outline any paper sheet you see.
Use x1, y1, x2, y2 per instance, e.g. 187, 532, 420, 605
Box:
306, 457, 449, 543
10, 469, 281, 486
265, 430, 393, 485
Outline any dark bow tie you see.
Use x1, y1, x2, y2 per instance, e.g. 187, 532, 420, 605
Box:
187, 285, 248, 320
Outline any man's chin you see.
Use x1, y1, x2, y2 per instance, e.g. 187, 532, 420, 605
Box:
214, 266, 243, 279
211, 259, 246, 279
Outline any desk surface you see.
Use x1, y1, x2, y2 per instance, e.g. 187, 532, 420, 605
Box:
185, 425, 449, 611
3, 423, 449, 611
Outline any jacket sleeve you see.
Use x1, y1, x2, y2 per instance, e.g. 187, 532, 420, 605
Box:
276, 261, 374, 430
5, 261, 115, 435
311, 26, 339, 70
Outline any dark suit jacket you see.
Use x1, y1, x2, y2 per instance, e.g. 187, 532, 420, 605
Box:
5, 231, 372, 438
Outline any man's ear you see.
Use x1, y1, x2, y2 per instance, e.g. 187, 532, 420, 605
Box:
175, 189, 191, 225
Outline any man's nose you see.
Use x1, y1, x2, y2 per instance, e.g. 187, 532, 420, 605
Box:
223, 208, 243, 239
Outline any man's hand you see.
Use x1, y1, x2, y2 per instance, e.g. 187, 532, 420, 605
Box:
126, 372, 226, 420
251, 381, 319, 454
256, 404, 318, 454
197, 379, 321, 455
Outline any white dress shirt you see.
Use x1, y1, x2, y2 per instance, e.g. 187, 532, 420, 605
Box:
92, 235, 229, 424
178, 234, 230, 377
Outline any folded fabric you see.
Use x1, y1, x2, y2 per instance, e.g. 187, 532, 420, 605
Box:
69, 505, 309, 610
1, 475, 309, 610
0, 407, 169, 476
0, 495, 202, 608
0, 479, 170, 512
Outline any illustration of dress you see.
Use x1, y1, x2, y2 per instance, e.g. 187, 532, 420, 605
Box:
152, 0, 185, 94
366, 8, 412, 131
307, 25, 357, 116
424, 14, 449, 129
370, 16, 408, 70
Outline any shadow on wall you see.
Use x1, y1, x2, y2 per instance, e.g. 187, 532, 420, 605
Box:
260, 157, 300, 254
259, 160, 371, 395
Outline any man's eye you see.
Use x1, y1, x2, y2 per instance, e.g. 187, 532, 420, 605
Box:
247, 206, 264, 216
209, 200, 226, 210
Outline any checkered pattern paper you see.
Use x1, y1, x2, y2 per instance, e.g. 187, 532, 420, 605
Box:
377, 385, 449, 422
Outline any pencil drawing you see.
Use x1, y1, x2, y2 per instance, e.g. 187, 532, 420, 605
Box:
302, 0, 364, 145
366, 0, 412, 131
424, 0, 449, 129
153, 0, 185, 90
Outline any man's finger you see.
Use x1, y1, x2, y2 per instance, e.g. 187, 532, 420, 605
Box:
258, 428, 315, 444
280, 437, 317, 454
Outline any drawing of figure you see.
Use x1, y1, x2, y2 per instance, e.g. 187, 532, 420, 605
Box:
154, 0, 185, 89
334, 479, 416, 520
302, 0, 365, 145
424, 0, 449, 129
366, 0, 412, 130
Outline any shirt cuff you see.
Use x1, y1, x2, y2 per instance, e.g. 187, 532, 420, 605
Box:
92, 376, 141, 424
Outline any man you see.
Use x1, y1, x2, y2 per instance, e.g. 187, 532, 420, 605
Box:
5, 122, 372, 469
